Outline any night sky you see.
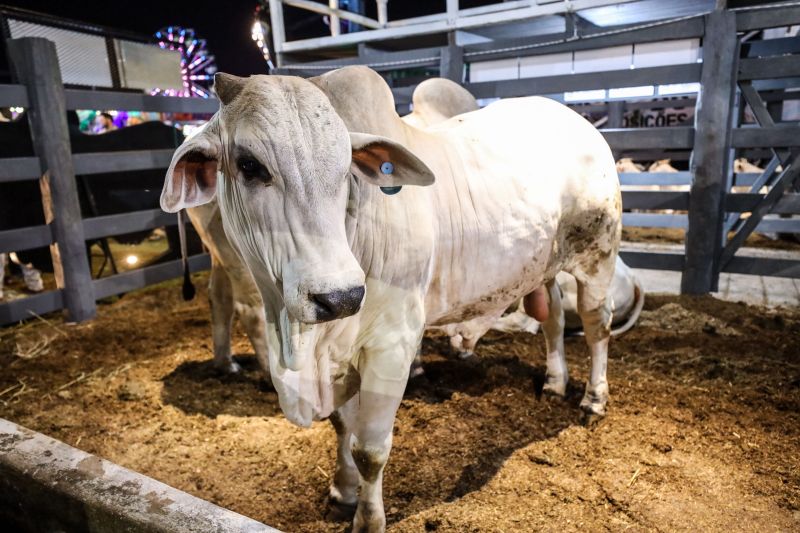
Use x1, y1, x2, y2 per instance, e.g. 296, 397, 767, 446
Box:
3, 0, 272, 75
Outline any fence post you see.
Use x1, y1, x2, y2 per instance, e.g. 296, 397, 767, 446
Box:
8, 37, 96, 322
681, 9, 738, 294
440, 34, 464, 83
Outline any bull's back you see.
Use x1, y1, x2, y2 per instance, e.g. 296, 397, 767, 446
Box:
416, 96, 620, 325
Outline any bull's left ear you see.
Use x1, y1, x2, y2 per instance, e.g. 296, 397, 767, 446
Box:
349, 132, 435, 188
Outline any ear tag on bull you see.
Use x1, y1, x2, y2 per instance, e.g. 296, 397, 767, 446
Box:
379, 162, 402, 195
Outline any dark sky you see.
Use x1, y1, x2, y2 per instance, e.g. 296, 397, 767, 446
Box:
3, 0, 279, 75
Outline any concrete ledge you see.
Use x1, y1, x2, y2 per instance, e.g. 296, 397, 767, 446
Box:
0, 418, 280, 533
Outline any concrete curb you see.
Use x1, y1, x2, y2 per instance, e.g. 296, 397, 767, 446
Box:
0, 418, 281, 532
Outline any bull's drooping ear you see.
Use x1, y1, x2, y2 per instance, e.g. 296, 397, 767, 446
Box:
160, 116, 221, 213
214, 72, 245, 105
349, 132, 435, 192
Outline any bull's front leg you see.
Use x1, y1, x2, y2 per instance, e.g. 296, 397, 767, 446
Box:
349, 333, 419, 532
328, 395, 360, 515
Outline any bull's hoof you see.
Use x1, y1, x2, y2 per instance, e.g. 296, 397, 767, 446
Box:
580, 410, 606, 428
541, 376, 568, 400
579, 394, 607, 427
542, 388, 567, 403
214, 359, 242, 374
326, 496, 357, 522
457, 350, 475, 360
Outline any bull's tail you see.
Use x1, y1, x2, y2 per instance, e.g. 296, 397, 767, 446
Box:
609, 275, 645, 336
178, 209, 196, 301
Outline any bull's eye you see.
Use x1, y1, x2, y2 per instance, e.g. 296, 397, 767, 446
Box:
236, 156, 271, 184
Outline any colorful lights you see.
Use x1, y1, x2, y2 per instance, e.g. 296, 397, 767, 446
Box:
152, 26, 216, 98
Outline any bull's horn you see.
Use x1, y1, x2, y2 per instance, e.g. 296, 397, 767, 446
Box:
214, 72, 245, 105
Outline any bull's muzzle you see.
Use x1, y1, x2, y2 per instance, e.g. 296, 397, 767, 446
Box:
309, 286, 365, 322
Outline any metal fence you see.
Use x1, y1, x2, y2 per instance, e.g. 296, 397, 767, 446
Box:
0, 37, 215, 325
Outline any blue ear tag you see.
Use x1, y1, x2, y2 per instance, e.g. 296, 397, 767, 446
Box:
379, 161, 401, 195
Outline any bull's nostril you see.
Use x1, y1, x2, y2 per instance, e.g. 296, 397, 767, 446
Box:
310, 292, 337, 320
309, 286, 366, 322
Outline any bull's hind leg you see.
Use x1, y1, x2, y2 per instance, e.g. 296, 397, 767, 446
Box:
573, 266, 615, 418
208, 262, 241, 373
541, 280, 568, 398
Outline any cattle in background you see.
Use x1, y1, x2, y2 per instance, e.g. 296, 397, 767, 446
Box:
616, 157, 645, 174
161, 66, 621, 531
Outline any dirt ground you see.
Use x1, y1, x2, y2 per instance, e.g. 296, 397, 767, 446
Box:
1, 274, 799, 532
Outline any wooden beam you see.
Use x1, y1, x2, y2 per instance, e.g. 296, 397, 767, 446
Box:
72, 149, 174, 175
726, 192, 800, 214
463, 16, 704, 62
619, 250, 684, 271
618, 172, 692, 186
723, 255, 800, 278
682, 10, 738, 294
622, 213, 688, 229
8, 38, 96, 322
93, 254, 211, 300
0, 290, 64, 326
0, 156, 42, 182
621, 190, 690, 210
739, 55, 800, 81
64, 89, 219, 114
732, 126, 800, 148
82, 209, 178, 241
274, 47, 442, 75
466, 63, 701, 99
736, 4, 800, 31
439, 43, 464, 83
0, 224, 52, 253
601, 127, 695, 150
742, 36, 800, 58
0, 83, 28, 107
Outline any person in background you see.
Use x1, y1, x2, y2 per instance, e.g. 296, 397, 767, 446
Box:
94, 112, 116, 134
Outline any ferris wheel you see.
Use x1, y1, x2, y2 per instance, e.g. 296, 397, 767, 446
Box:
153, 26, 216, 98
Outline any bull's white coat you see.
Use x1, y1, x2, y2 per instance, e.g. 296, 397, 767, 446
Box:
161, 67, 621, 532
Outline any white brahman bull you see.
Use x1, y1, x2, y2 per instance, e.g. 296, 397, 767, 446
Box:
161, 67, 621, 532
184, 77, 478, 377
